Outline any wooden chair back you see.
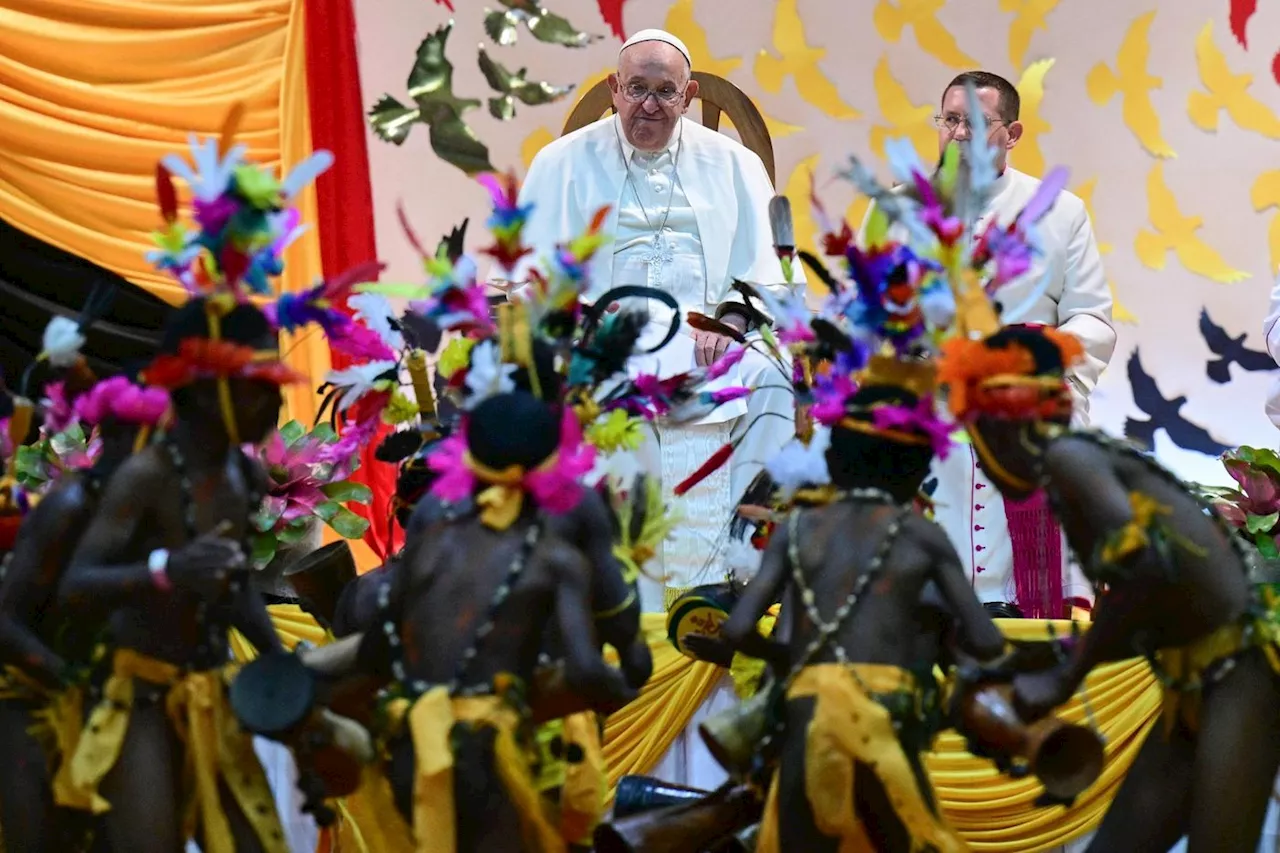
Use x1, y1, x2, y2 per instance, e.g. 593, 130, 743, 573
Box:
560, 72, 776, 186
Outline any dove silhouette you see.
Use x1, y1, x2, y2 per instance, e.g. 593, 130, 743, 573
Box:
1124, 350, 1230, 457
664, 0, 741, 78
1188, 21, 1280, 140
1199, 309, 1276, 383
367, 23, 494, 175
873, 0, 978, 69
1011, 58, 1055, 178
1000, 0, 1060, 70
868, 56, 935, 164
484, 0, 601, 48
1134, 163, 1250, 283
756, 0, 860, 119
1085, 11, 1175, 158
477, 47, 575, 120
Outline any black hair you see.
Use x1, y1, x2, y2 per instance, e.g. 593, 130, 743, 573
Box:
466, 391, 560, 473
983, 326, 1065, 375
826, 385, 935, 502
944, 71, 1020, 123
159, 300, 275, 354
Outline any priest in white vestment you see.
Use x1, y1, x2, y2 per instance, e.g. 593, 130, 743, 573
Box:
863, 71, 1115, 624
512, 29, 801, 788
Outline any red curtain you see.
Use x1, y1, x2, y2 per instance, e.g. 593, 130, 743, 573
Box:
304, 0, 399, 563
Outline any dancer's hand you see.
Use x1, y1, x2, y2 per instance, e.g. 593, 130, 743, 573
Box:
170, 522, 245, 599
1012, 667, 1072, 721
683, 633, 735, 668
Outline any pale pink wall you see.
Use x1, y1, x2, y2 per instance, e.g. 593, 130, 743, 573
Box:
353, 0, 1280, 484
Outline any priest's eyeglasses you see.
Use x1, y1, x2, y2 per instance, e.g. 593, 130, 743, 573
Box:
934, 114, 1007, 135
621, 82, 686, 106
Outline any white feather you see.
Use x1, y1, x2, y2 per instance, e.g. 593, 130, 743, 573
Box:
281, 150, 334, 200
462, 340, 516, 409
348, 293, 404, 351
325, 360, 397, 411
42, 316, 85, 368
765, 430, 832, 499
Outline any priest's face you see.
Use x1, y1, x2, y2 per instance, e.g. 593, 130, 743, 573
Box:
609, 43, 697, 152
937, 85, 1023, 174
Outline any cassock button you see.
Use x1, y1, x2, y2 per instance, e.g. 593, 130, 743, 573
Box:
975, 483, 986, 490
975, 545, 986, 552
974, 524, 984, 531
975, 504, 984, 511
976, 566, 986, 573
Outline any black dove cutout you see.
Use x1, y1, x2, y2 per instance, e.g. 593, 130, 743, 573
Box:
1198, 309, 1277, 384
1123, 350, 1231, 457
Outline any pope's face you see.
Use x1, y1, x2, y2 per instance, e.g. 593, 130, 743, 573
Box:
608, 43, 697, 152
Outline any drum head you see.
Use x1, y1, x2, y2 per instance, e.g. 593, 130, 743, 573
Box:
229, 652, 316, 737
666, 582, 737, 660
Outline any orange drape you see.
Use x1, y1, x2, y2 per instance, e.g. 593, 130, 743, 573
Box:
0, 0, 329, 425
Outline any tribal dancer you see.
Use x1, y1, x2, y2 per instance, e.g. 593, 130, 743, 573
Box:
0, 360, 167, 852
711, 203, 1006, 853
51, 113, 359, 853
950, 316, 1280, 851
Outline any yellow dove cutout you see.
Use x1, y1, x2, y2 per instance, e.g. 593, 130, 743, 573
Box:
873, 0, 978, 69
664, 0, 804, 141
868, 56, 935, 164
1085, 11, 1175, 159
1188, 21, 1280, 140
1251, 170, 1280, 274
1074, 177, 1136, 323
1011, 58, 1055, 179
756, 0, 860, 119
664, 0, 741, 79
1001, 0, 1060, 70
1134, 162, 1250, 283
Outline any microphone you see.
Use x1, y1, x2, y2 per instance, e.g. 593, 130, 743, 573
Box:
768, 196, 795, 284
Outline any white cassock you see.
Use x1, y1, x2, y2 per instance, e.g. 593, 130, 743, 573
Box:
1264, 272, 1280, 428
864, 167, 1115, 615
517, 114, 801, 787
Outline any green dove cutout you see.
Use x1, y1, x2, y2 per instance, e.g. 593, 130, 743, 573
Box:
478, 47, 576, 120
367, 22, 495, 176
483, 0, 602, 48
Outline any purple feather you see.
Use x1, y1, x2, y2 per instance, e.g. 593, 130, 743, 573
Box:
1017, 166, 1069, 226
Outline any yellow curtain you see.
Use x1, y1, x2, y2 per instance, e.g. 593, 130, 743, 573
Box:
601, 615, 724, 795
928, 619, 1160, 851
0, 0, 328, 426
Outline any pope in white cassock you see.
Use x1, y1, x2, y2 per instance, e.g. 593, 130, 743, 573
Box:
515, 29, 800, 788
863, 71, 1116, 624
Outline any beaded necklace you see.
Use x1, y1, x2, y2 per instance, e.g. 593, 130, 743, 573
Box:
163, 436, 262, 670
379, 521, 542, 699
749, 495, 912, 770
783, 494, 912, 690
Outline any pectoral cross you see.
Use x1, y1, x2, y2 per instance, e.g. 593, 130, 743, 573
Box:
643, 232, 674, 288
